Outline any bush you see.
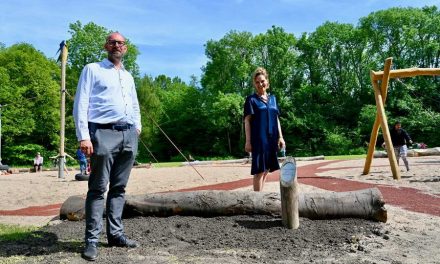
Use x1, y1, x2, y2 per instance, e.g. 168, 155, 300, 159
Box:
2, 144, 55, 166
323, 130, 352, 155
348, 147, 366, 155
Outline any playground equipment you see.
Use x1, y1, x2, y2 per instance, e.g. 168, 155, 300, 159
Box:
363, 57, 440, 180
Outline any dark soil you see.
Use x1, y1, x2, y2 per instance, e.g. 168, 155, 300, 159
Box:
0, 215, 387, 264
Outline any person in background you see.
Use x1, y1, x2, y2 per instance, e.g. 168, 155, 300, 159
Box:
244, 67, 286, 191
73, 31, 141, 261
76, 147, 88, 175
390, 121, 413, 171
33, 152, 43, 172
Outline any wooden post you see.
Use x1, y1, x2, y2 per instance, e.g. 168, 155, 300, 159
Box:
363, 58, 392, 175
279, 156, 299, 229
58, 41, 68, 179
371, 74, 400, 180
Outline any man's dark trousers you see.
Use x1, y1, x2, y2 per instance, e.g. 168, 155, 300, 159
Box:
85, 123, 138, 244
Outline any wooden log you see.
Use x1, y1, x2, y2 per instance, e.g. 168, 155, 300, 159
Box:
374, 147, 440, 158
299, 188, 387, 223
412, 147, 440, 156
124, 191, 281, 217
280, 156, 299, 229
59, 195, 87, 221
60, 188, 387, 223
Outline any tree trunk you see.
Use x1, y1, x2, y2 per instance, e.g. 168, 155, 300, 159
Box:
60, 188, 387, 223
227, 130, 231, 154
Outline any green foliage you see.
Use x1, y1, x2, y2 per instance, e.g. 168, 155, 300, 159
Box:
138, 75, 212, 161
67, 21, 140, 78
254, 26, 297, 98
322, 130, 352, 155
2, 144, 55, 166
0, 43, 60, 165
202, 30, 255, 96
210, 92, 244, 155
135, 75, 163, 162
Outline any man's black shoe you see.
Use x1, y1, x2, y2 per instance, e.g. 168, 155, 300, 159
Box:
108, 235, 139, 248
82, 242, 98, 261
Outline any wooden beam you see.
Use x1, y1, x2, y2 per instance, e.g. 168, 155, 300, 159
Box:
372, 79, 401, 180
371, 68, 440, 81
363, 58, 392, 175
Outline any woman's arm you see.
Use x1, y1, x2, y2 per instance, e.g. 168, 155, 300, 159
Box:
244, 115, 252, 153
277, 117, 285, 150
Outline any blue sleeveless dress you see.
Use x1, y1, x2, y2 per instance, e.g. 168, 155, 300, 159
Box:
244, 93, 280, 175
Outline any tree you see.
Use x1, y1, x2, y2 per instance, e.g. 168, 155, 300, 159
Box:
67, 21, 140, 78
301, 22, 369, 128
144, 76, 210, 161
0, 44, 60, 164
135, 75, 163, 162
254, 26, 298, 99
210, 92, 244, 155
201, 30, 255, 97
358, 6, 440, 148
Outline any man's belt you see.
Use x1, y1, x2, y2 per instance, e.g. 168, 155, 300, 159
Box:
90, 122, 133, 131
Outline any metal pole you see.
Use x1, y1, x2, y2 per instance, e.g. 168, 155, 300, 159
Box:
58, 41, 68, 179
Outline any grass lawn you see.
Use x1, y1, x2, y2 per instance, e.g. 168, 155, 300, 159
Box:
152, 162, 183, 168
324, 154, 366, 160
0, 224, 38, 242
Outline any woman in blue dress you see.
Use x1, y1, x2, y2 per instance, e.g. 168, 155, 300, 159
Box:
244, 67, 285, 191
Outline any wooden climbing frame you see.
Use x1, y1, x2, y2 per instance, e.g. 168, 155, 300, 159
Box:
363, 57, 440, 180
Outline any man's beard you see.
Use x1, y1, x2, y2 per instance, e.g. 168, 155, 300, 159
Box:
108, 51, 124, 62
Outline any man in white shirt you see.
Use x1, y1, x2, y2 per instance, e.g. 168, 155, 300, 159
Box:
73, 32, 141, 261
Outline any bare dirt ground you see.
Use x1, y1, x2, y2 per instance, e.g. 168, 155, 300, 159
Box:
0, 157, 439, 264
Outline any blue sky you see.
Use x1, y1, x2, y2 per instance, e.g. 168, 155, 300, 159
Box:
1, 0, 439, 83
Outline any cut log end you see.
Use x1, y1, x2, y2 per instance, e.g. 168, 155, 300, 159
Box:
373, 207, 388, 223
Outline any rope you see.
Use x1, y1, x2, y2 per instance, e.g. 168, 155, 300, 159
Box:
139, 137, 159, 163
147, 114, 206, 180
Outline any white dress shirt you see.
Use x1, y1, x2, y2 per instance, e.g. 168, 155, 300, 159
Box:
73, 59, 141, 141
